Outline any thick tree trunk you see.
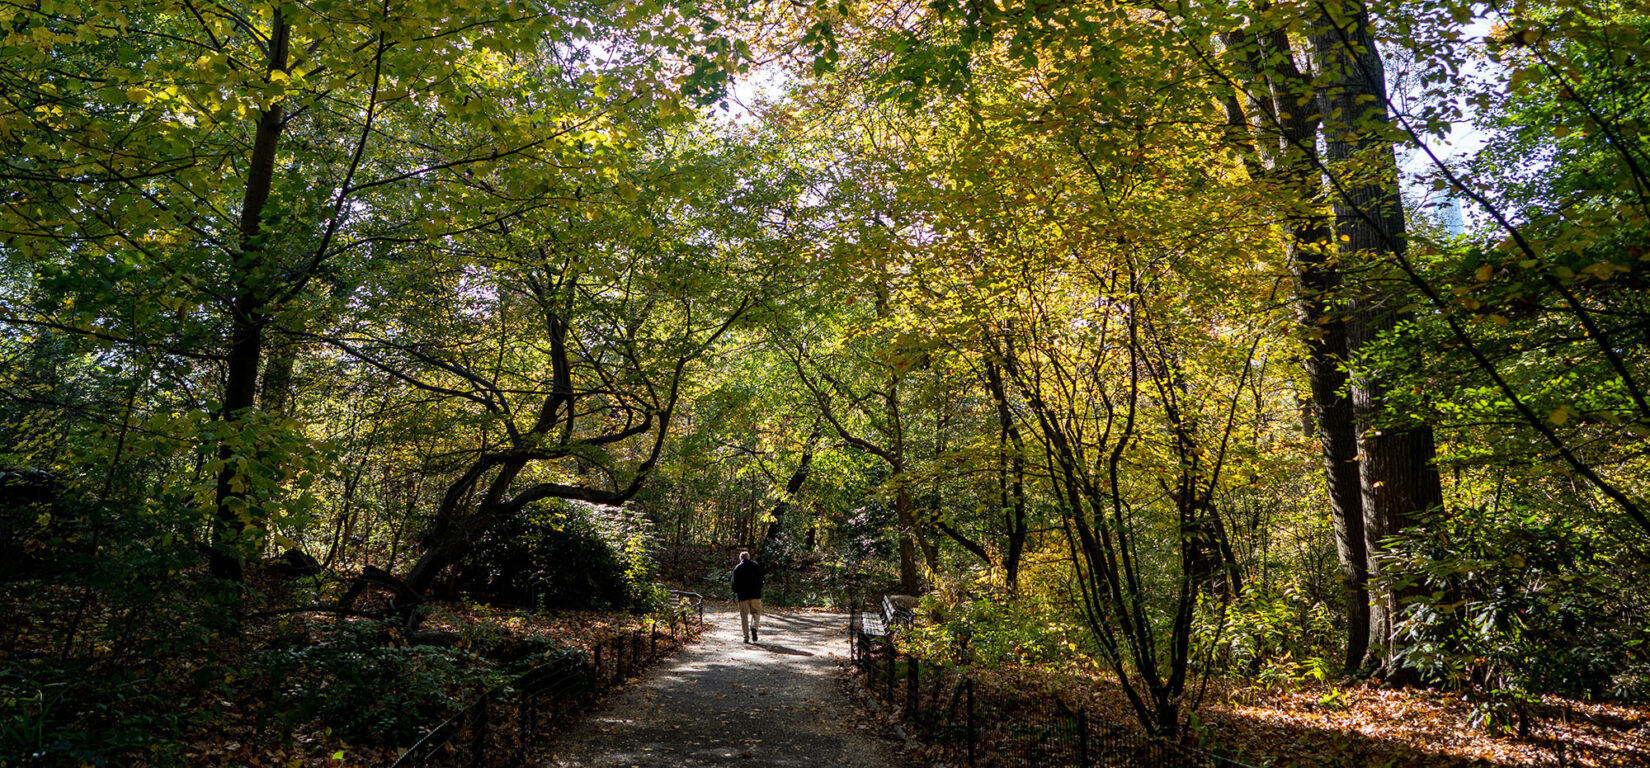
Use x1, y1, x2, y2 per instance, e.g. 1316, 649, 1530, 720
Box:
1235, 20, 1373, 671
404, 458, 525, 597
894, 478, 922, 594
1309, 0, 1446, 678
210, 306, 265, 583
259, 326, 301, 415
1286, 186, 1372, 672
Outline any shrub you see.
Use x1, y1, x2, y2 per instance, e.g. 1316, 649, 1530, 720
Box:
904, 568, 1085, 667
1386, 504, 1650, 731
252, 621, 496, 746
454, 501, 659, 612
1217, 582, 1342, 687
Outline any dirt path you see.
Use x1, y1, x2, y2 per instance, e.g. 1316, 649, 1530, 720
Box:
544, 604, 900, 767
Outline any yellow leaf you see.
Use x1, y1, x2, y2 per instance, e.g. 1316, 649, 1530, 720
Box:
1474, 263, 1492, 282
1549, 407, 1570, 425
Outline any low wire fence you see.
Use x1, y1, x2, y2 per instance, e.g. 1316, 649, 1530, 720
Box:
848, 601, 1256, 768
390, 591, 704, 768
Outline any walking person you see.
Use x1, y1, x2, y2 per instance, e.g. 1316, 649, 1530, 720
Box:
731, 551, 764, 642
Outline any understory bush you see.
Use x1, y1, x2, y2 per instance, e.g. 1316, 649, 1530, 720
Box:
1216, 581, 1342, 688
1, 485, 233, 766
904, 566, 1087, 667
252, 620, 496, 746
1387, 504, 1650, 732
454, 501, 660, 613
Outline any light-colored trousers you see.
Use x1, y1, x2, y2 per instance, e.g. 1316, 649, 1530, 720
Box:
738, 598, 763, 637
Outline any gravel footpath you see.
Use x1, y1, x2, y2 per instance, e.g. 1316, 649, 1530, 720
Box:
544, 603, 900, 767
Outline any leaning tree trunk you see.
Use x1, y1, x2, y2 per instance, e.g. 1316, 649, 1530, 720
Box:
403, 457, 525, 597
759, 425, 821, 554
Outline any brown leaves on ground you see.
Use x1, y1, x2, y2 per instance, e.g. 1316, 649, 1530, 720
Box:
866, 660, 1650, 767
1201, 681, 1650, 767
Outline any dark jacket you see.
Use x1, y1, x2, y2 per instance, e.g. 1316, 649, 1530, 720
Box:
730, 560, 764, 601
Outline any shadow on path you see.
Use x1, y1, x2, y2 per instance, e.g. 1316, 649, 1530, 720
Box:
544, 605, 898, 767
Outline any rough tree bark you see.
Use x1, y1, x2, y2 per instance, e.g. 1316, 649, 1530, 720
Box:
1309, 0, 1445, 677
1226, 18, 1372, 671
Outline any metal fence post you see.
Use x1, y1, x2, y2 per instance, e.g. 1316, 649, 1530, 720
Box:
617, 636, 627, 680
1078, 708, 1089, 768
468, 694, 488, 768
907, 655, 919, 723
966, 678, 976, 766
848, 604, 858, 662
593, 642, 604, 687
632, 629, 641, 671
930, 665, 942, 714
886, 641, 896, 701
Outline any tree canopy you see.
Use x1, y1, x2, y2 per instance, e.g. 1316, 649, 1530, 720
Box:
3, 0, 1648, 762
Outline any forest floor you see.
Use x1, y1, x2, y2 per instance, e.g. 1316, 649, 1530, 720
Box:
934, 661, 1650, 767
1197, 681, 1650, 767
543, 603, 904, 767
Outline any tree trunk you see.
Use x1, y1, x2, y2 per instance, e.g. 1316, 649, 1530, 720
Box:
985, 358, 1029, 593
894, 477, 922, 594
759, 425, 821, 554
209, 10, 291, 583
1309, 0, 1445, 678
404, 457, 525, 597
1233, 20, 1372, 671
259, 323, 301, 415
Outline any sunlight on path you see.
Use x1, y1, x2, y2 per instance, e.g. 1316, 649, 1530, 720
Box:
544, 605, 897, 767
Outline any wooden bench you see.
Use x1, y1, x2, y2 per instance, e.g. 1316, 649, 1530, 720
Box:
882, 594, 917, 629
849, 594, 918, 662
